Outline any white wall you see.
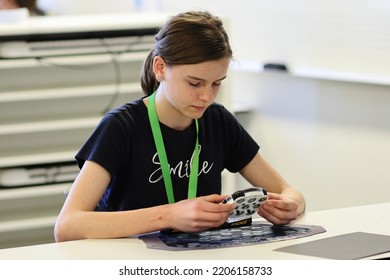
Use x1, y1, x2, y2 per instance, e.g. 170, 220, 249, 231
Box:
161, 0, 390, 76
38, 0, 162, 14
233, 70, 390, 211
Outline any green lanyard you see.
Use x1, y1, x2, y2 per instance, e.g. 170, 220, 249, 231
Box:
147, 92, 199, 204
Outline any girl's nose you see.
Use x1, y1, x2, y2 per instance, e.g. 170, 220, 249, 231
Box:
198, 86, 216, 103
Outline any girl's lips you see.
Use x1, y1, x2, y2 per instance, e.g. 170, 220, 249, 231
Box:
192, 105, 206, 111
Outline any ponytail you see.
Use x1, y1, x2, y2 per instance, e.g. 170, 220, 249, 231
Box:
140, 49, 159, 96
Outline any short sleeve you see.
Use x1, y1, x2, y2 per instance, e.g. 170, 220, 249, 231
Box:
75, 112, 129, 176
221, 107, 259, 172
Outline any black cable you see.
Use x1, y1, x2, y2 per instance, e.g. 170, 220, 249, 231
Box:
34, 41, 123, 116
35, 56, 106, 70
99, 36, 147, 115
99, 38, 122, 115
34, 36, 148, 115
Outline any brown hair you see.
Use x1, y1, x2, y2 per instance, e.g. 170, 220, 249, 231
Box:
15, 0, 45, 15
140, 11, 233, 96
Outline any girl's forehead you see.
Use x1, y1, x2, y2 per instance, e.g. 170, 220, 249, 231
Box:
170, 58, 231, 79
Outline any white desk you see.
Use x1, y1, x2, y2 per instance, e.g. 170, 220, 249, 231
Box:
0, 202, 389, 260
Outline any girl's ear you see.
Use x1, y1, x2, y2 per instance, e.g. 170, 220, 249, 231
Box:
153, 55, 166, 82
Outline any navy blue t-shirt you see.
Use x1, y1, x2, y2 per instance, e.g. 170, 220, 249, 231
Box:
76, 98, 259, 211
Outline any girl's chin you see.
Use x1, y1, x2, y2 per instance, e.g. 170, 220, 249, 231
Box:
190, 111, 206, 120
191, 106, 207, 114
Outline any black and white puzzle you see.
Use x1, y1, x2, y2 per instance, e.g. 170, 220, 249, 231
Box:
139, 221, 326, 251
222, 187, 268, 223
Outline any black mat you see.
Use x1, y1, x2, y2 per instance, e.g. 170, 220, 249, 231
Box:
139, 221, 326, 251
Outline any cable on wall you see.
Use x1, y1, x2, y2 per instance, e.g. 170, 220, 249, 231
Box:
99, 38, 122, 115
33, 35, 149, 116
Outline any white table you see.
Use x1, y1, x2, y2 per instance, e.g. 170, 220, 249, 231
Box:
0, 202, 389, 260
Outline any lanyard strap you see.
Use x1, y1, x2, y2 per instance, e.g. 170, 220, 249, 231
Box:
147, 92, 199, 203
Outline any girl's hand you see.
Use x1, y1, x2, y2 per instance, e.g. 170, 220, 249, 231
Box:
257, 192, 300, 225
166, 194, 235, 232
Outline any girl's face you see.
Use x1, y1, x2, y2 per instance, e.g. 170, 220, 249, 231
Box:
154, 56, 231, 129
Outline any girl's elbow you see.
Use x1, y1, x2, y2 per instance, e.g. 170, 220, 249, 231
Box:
53, 217, 73, 242
54, 220, 65, 242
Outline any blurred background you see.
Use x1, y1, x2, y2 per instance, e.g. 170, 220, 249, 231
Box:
1, 0, 389, 248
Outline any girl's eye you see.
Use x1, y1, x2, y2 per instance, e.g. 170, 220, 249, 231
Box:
212, 82, 221, 87
189, 82, 201, 87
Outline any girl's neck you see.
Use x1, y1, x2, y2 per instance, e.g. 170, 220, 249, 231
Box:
145, 93, 192, 131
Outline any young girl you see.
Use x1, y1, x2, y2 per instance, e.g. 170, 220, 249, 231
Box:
54, 11, 305, 242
